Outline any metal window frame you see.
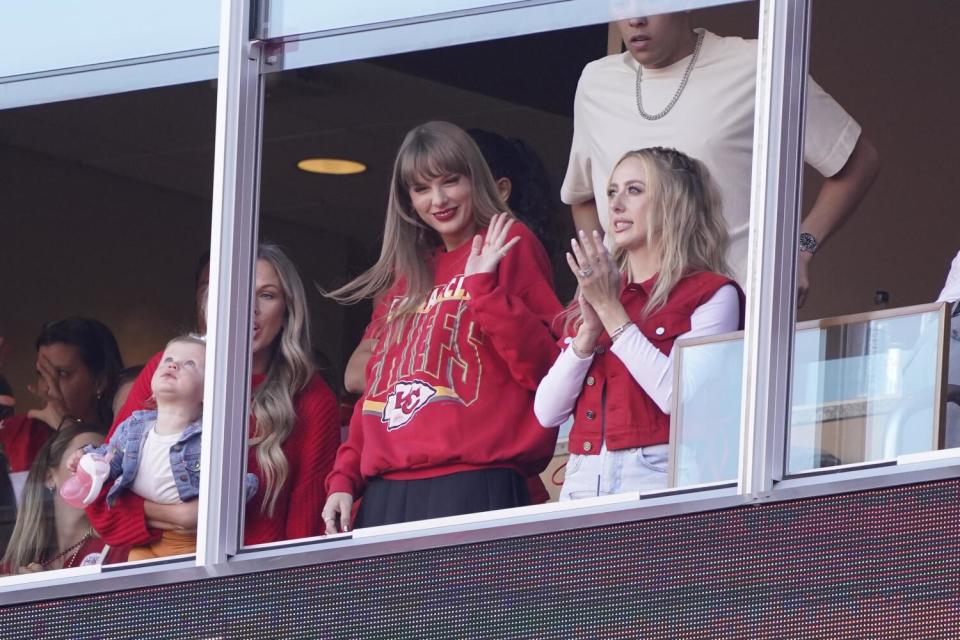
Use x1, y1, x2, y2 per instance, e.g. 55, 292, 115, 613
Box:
6, 0, 959, 609
260, 0, 747, 73
737, 0, 809, 501
196, 0, 263, 566
0, 50, 219, 110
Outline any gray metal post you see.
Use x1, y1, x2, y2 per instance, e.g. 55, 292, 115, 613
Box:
197, 0, 264, 565
739, 0, 810, 499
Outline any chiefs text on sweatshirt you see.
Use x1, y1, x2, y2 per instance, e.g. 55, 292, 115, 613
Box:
327, 221, 563, 498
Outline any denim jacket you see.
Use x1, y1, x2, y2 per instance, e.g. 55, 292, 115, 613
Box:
89, 410, 258, 507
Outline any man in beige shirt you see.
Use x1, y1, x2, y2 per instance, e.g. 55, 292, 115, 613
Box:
562, 13, 880, 306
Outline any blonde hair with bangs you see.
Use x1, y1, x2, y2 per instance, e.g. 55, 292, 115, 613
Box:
324, 120, 509, 319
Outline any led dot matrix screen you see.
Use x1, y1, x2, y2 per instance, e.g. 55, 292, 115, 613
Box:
3, 479, 959, 639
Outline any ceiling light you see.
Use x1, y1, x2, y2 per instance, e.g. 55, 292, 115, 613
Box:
297, 158, 367, 175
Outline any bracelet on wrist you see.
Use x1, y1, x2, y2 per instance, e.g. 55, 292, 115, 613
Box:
609, 321, 635, 344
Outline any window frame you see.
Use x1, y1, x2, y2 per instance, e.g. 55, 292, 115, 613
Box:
9, 0, 959, 608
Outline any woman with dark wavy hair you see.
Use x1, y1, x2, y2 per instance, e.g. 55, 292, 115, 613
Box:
0, 318, 123, 500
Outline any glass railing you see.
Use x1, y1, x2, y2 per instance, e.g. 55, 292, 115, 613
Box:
670, 332, 744, 487
788, 303, 950, 474
670, 303, 952, 486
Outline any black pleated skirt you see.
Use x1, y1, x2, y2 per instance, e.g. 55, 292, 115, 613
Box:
355, 468, 530, 528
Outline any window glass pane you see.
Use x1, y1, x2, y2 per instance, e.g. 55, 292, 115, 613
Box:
787, 307, 947, 473
672, 335, 743, 487
3, 2, 219, 78
678, 307, 949, 480
245, 2, 756, 546
0, 81, 214, 578
264, 0, 520, 39
788, 0, 959, 474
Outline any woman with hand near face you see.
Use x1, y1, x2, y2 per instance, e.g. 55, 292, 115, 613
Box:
0, 318, 123, 500
535, 147, 744, 499
321, 121, 562, 532
86, 244, 341, 546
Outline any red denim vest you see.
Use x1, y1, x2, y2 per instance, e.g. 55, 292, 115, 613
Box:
567, 271, 743, 455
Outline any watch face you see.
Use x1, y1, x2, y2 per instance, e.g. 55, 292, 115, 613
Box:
799, 232, 818, 254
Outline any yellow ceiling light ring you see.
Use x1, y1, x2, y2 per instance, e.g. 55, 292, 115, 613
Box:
297, 158, 367, 175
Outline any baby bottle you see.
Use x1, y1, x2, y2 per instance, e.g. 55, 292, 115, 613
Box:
60, 451, 114, 508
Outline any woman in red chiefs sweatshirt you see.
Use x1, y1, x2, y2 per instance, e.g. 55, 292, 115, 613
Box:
535, 147, 744, 499
87, 244, 341, 546
321, 121, 562, 532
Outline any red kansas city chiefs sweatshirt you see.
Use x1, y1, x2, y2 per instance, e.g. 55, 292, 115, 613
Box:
326, 221, 563, 498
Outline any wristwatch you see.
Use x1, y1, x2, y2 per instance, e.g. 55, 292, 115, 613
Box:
799, 232, 819, 255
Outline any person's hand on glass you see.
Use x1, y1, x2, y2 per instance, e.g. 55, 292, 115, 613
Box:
464, 213, 521, 276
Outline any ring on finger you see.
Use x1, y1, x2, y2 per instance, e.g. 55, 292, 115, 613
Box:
578, 266, 594, 278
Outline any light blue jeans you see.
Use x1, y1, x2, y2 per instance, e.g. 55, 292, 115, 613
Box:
560, 442, 669, 500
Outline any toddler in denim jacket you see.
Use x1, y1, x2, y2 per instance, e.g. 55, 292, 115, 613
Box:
69, 335, 257, 560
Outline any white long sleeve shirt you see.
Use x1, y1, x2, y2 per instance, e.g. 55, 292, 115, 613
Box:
534, 284, 741, 427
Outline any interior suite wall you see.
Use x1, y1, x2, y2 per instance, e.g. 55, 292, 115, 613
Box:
697, 0, 957, 319
799, 0, 960, 319
2, 146, 209, 408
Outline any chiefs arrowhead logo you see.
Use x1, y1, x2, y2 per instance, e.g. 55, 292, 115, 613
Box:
382, 381, 437, 430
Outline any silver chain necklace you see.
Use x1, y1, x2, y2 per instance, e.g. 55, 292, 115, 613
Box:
635, 30, 705, 121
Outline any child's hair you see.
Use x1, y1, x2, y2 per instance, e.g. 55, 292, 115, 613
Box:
324, 120, 509, 321
562, 147, 731, 333
2, 422, 106, 572
250, 243, 315, 517
35, 317, 124, 428
145, 334, 207, 411
166, 334, 207, 350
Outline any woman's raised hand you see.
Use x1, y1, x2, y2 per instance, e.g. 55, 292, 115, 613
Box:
66, 449, 84, 473
464, 213, 521, 276
27, 353, 70, 430
322, 491, 354, 534
567, 230, 621, 314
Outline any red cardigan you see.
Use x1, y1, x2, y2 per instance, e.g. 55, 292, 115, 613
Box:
86, 351, 341, 546
327, 221, 563, 498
